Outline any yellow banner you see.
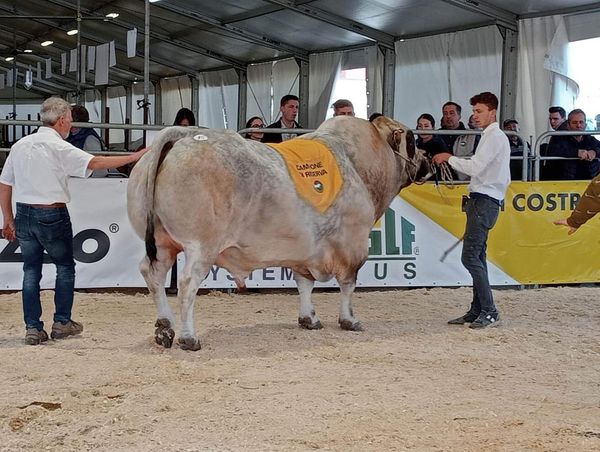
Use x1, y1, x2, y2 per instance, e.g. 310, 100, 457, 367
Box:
267, 139, 343, 214
400, 181, 600, 284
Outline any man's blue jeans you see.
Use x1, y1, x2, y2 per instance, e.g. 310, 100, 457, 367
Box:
461, 194, 500, 316
15, 203, 75, 331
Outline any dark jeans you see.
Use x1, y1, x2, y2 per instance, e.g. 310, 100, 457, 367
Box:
461, 194, 500, 316
15, 203, 75, 331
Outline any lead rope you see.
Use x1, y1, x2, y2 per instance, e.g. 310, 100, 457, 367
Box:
433, 160, 456, 204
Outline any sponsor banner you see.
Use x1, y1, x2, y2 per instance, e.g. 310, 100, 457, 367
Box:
400, 181, 600, 284
0, 179, 150, 289
1, 179, 595, 290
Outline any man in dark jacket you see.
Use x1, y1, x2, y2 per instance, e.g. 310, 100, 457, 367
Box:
261, 95, 303, 143
547, 109, 600, 180
439, 101, 466, 150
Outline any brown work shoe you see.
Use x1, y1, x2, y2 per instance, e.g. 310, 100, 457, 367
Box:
51, 320, 84, 339
25, 328, 49, 345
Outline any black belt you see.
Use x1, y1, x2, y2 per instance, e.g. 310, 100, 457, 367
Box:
19, 202, 67, 209
469, 192, 503, 207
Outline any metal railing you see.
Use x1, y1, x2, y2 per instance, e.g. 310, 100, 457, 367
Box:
532, 130, 600, 181
0, 120, 536, 183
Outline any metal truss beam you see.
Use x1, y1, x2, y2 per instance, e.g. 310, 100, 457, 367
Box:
263, 0, 395, 49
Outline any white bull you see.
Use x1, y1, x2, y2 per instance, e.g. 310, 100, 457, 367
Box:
127, 116, 430, 350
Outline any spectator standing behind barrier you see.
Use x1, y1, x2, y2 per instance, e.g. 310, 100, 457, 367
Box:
502, 119, 530, 180
541, 106, 568, 180
67, 105, 109, 178
332, 99, 355, 117
554, 172, 600, 234
452, 114, 481, 181
549, 106, 567, 131
173, 108, 196, 126
261, 95, 302, 143
244, 116, 265, 141
546, 109, 600, 180
415, 113, 448, 157
432, 92, 510, 329
440, 101, 466, 150
0, 97, 149, 346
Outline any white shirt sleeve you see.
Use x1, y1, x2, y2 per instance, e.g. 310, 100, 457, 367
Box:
59, 142, 94, 178
0, 153, 15, 186
448, 132, 505, 177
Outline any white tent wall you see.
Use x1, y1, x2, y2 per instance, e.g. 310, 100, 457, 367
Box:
246, 61, 273, 125
308, 51, 342, 129
366, 45, 384, 118
246, 58, 299, 126
516, 16, 578, 144
517, 12, 600, 144
160, 76, 191, 126
271, 59, 300, 125
394, 26, 502, 128
197, 69, 239, 129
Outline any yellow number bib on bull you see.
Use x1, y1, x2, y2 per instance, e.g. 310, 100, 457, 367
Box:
267, 139, 344, 214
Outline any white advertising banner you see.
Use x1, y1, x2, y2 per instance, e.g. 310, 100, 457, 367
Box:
1, 179, 518, 291
1, 179, 149, 289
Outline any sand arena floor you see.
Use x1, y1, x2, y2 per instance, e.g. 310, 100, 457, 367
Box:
0, 286, 599, 451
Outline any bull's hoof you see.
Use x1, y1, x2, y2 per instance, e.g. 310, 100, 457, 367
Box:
298, 316, 323, 330
178, 336, 202, 351
339, 319, 363, 331
154, 318, 175, 348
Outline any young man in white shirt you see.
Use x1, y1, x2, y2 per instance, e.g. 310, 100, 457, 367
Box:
432, 92, 510, 329
0, 97, 149, 345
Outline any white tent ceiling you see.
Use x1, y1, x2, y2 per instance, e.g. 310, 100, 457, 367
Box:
0, 0, 599, 98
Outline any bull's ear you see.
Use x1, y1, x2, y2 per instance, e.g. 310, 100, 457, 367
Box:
388, 128, 416, 160
388, 128, 404, 154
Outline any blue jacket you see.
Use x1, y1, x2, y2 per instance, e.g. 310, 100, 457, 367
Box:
67, 128, 106, 151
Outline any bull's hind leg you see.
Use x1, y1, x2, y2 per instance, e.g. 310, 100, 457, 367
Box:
177, 244, 214, 351
140, 248, 177, 348
337, 273, 363, 331
294, 273, 322, 330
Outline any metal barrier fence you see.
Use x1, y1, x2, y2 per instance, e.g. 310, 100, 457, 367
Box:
5, 119, 599, 184
532, 129, 600, 181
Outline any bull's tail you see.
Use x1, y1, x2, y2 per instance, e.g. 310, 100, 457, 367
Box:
143, 127, 199, 265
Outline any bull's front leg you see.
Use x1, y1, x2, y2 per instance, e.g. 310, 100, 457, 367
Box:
294, 273, 322, 329
337, 277, 363, 331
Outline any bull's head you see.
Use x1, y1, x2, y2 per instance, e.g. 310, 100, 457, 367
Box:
372, 116, 431, 188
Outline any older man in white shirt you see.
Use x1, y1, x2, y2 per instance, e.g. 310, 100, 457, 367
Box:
0, 97, 148, 345
433, 92, 510, 329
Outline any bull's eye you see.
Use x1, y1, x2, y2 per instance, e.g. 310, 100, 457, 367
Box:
313, 181, 324, 193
